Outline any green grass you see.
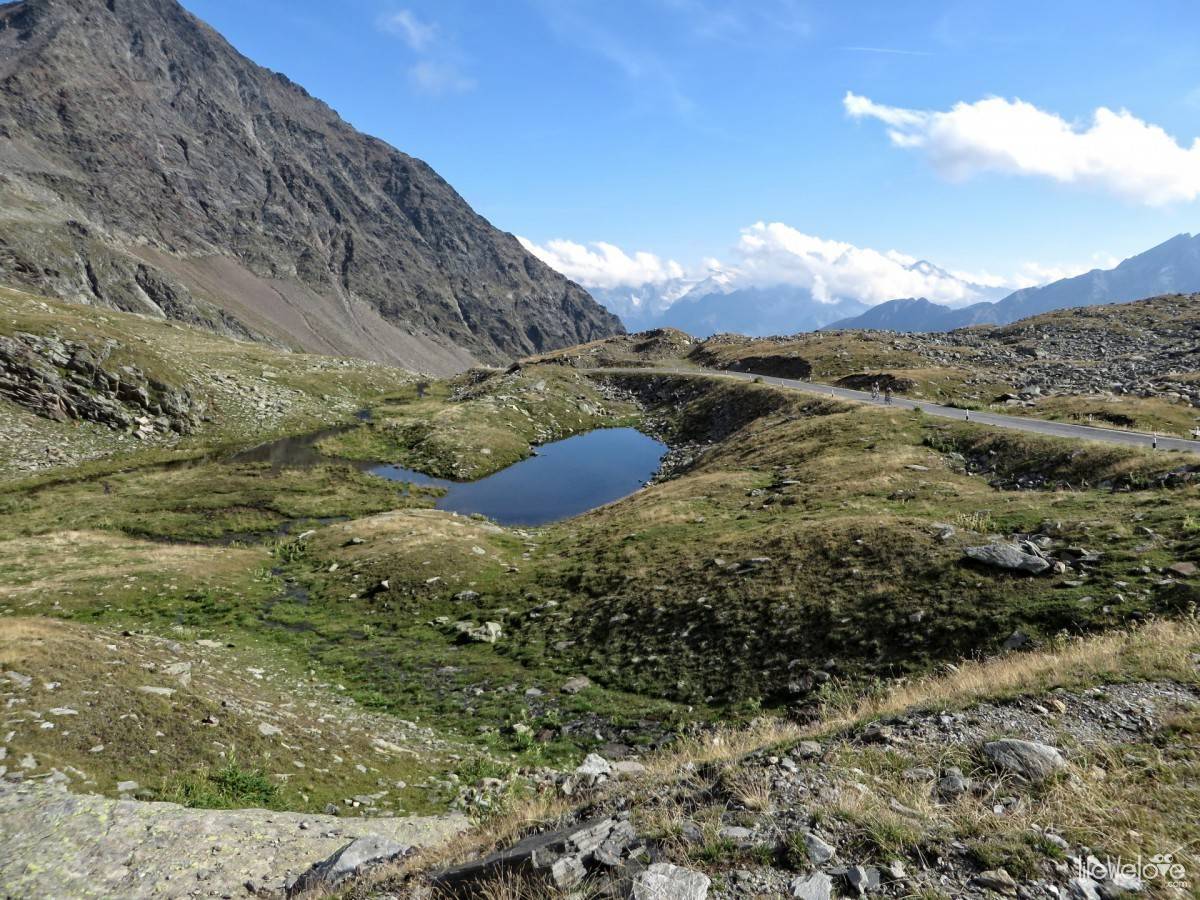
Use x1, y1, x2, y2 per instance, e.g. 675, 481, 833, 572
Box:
4, 353, 1200, 821
317, 365, 641, 479
160, 758, 280, 810
0, 287, 414, 481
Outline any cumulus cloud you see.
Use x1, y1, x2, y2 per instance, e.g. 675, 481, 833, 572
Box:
844, 92, 1200, 205
517, 237, 686, 289
731, 222, 988, 305
521, 224, 1085, 313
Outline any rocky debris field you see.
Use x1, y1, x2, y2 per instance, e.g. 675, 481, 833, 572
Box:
699, 296, 1200, 426
377, 675, 1199, 900
866, 296, 1200, 410
0, 779, 466, 899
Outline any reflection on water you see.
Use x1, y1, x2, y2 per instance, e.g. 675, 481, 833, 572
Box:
371, 427, 667, 526
225, 426, 666, 526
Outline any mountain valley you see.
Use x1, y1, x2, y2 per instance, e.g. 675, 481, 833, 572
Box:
0, 1, 1198, 898
1, 287, 1198, 897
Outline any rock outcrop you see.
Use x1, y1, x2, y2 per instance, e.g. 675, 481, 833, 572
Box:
0, 331, 203, 436
0, 0, 623, 372
0, 780, 467, 899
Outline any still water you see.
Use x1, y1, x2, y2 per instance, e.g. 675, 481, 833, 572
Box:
228, 426, 666, 526
371, 427, 666, 526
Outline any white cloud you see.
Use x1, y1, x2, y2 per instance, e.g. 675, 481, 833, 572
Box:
845, 92, 1200, 205
380, 10, 436, 50
731, 222, 988, 305
409, 61, 475, 95
518, 237, 686, 289
378, 9, 474, 95
521, 223, 1101, 315
1006, 256, 1118, 289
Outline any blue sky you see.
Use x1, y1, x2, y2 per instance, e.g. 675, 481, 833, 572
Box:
183, 0, 1200, 298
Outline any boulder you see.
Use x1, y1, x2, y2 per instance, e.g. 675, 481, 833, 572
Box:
632, 862, 711, 900
286, 834, 408, 896
965, 543, 1051, 574
791, 871, 834, 900
983, 739, 1066, 783
844, 865, 880, 896
431, 815, 622, 896
972, 869, 1019, 896
576, 753, 612, 779
802, 831, 837, 865
465, 622, 502, 643
561, 675, 592, 694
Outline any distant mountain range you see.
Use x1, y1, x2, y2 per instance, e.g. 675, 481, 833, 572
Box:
0, 0, 621, 373
825, 233, 1200, 332
589, 260, 1005, 337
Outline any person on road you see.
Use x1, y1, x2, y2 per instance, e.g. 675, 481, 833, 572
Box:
884, 386, 893, 405
870, 381, 880, 402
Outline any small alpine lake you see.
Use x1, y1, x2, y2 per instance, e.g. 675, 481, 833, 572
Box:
228, 426, 667, 526
370, 427, 666, 525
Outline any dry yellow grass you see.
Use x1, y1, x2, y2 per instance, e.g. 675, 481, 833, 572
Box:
0, 530, 267, 600
823, 616, 1200, 732
343, 618, 1199, 898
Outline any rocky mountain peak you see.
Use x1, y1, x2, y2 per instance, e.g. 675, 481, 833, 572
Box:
0, 0, 623, 372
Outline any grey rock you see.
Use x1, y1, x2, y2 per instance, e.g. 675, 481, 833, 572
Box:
464, 622, 502, 644
575, 753, 612, 782
845, 865, 880, 896
1068, 877, 1103, 900
1001, 630, 1031, 651
286, 834, 409, 896
802, 831, 837, 865
790, 871, 834, 900
0, 780, 465, 900
632, 862, 711, 900
549, 855, 585, 890
965, 543, 1051, 574
565, 818, 614, 854
718, 826, 755, 847
983, 739, 1067, 782
561, 675, 592, 694
936, 773, 971, 800
973, 868, 1019, 895
432, 815, 614, 896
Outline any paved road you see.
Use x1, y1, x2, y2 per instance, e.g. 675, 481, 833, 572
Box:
591, 366, 1200, 455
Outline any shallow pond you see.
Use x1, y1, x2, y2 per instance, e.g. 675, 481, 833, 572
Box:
228, 426, 666, 526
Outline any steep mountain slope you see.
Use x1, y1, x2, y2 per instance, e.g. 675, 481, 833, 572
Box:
828, 233, 1200, 332
0, 0, 621, 372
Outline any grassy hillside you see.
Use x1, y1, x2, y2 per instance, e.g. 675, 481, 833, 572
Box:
0, 288, 414, 479
545, 295, 1200, 436
2, 294, 1198, 898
